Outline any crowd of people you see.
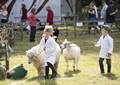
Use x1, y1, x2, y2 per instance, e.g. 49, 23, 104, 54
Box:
0, 0, 118, 41
88, 0, 118, 34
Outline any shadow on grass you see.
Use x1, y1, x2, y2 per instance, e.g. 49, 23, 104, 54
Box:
27, 76, 57, 85
101, 73, 117, 80
64, 70, 81, 77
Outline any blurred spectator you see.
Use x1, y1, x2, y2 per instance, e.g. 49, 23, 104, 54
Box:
19, 3, 28, 22
88, 3, 99, 34
106, 0, 118, 29
27, 8, 37, 42
92, 0, 98, 19
0, 4, 2, 23
1, 5, 8, 23
45, 5, 54, 26
100, 0, 108, 20
92, 0, 101, 29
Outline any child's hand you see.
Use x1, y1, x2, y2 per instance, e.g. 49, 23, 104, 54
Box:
94, 42, 97, 45
38, 53, 40, 56
43, 47, 46, 50
107, 53, 111, 57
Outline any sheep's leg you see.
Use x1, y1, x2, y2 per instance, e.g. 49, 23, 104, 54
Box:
54, 62, 59, 73
73, 59, 77, 71
40, 66, 45, 76
76, 59, 79, 70
38, 69, 40, 76
65, 59, 69, 72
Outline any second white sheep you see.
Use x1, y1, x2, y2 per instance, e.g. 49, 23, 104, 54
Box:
60, 39, 80, 72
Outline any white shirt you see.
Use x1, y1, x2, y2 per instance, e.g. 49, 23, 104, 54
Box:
1, 11, 8, 19
95, 34, 113, 59
100, 4, 108, 19
20, 9, 22, 17
38, 36, 57, 66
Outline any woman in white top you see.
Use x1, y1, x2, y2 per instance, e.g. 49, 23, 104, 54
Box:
1, 5, 8, 23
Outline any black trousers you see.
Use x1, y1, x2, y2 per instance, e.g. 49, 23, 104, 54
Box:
99, 57, 111, 73
1, 19, 8, 23
30, 26, 36, 42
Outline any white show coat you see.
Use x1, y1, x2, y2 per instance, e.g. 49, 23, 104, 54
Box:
38, 36, 57, 66
95, 34, 113, 59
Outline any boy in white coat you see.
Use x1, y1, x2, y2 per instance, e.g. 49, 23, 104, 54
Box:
94, 25, 113, 73
38, 25, 57, 79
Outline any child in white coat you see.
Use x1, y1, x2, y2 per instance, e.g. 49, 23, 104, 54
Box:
94, 25, 113, 73
38, 25, 57, 79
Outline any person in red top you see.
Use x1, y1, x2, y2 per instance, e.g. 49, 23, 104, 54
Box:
19, 4, 28, 22
27, 8, 37, 42
46, 5, 54, 26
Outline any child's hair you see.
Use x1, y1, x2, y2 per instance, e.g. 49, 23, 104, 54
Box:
44, 25, 53, 33
22, 3, 26, 8
90, 2, 94, 7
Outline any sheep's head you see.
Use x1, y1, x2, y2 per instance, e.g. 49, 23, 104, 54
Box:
26, 49, 37, 64
60, 39, 73, 49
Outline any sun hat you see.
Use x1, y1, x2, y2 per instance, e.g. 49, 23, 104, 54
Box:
102, 25, 111, 33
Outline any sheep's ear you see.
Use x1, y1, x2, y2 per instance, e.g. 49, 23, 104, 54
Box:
65, 39, 67, 42
70, 42, 74, 44
34, 53, 37, 56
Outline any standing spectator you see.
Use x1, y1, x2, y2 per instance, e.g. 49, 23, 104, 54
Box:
106, 0, 118, 29
0, 4, 2, 23
1, 5, 8, 23
88, 3, 99, 34
94, 25, 113, 73
100, 0, 108, 20
45, 5, 54, 26
27, 8, 37, 42
92, 0, 101, 29
92, 0, 98, 19
19, 4, 28, 22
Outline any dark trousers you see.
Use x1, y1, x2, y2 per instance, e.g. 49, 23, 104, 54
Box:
88, 18, 99, 33
99, 57, 111, 73
45, 62, 56, 77
1, 19, 8, 23
49, 22, 53, 25
30, 26, 36, 42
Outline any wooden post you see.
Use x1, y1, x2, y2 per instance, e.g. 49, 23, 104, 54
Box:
21, 23, 23, 41
5, 40, 9, 70
65, 20, 68, 37
74, 20, 76, 38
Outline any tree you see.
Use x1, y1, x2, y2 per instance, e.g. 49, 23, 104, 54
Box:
75, 0, 82, 20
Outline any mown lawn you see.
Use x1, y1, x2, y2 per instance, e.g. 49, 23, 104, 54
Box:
0, 26, 120, 85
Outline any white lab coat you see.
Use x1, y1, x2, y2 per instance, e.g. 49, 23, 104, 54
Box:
95, 34, 113, 59
38, 36, 57, 66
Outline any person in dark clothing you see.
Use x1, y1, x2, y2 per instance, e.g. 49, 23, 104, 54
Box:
19, 4, 28, 22
106, 0, 118, 29
88, 3, 99, 34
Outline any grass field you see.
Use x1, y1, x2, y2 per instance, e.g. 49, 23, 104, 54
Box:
0, 26, 120, 85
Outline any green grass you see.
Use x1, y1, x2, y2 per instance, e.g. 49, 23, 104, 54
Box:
0, 26, 120, 85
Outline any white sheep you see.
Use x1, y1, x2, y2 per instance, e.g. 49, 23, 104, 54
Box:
60, 39, 80, 72
26, 43, 61, 76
